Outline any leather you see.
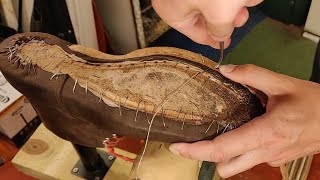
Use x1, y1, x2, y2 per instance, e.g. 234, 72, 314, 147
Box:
0, 33, 264, 147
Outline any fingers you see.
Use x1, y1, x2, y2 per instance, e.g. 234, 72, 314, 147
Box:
219, 64, 293, 95
234, 7, 249, 27
174, 15, 232, 49
216, 150, 262, 178
247, 0, 264, 7
169, 116, 268, 162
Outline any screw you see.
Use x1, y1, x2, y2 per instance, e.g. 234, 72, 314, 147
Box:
108, 155, 114, 160
73, 167, 79, 173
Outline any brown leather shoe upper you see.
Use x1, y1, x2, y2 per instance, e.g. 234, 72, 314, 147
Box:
0, 33, 264, 147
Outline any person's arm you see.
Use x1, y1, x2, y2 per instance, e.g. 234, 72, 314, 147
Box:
152, 0, 320, 178
152, 0, 263, 48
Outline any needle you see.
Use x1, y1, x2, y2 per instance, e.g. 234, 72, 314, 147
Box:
214, 41, 224, 69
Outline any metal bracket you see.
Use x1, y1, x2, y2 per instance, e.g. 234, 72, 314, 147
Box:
71, 150, 116, 180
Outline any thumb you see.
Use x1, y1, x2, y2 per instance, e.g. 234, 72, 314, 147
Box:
206, 22, 234, 42
219, 64, 288, 96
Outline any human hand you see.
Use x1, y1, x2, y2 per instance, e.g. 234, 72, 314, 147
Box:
169, 64, 320, 178
152, 0, 263, 49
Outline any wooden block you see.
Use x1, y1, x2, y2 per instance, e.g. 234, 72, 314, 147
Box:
12, 124, 136, 180
104, 148, 136, 180
130, 142, 200, 180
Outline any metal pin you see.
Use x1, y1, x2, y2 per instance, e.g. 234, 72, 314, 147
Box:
134, 101, 141, 122
112, 133, 117, 138
161, 108, 166, 127
14, 56, 21, 64
73, 79, 78, 93
144, 103, 150, 124
216, 123, 220, 134
199, 54, 205, 64
30, 64, 35, 75
124, 96, 129, 107
118, 97, 122, 116
85, 81, 88, 95
33, 64, 37, 75
11, 56, 18, 64
7, 48, 12, 61
8, 54, 12, 62
222, 123, 230, 133
176, 109, 182, 119
99, 89, 103, 102
181, 114, 186, 130
214, 41, 224, 69
205, 120, 215, 134
49, 74, 57, 80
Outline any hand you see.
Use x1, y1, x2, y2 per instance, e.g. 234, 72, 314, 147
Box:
169, 64, 320, 178
152, 0, 263, 49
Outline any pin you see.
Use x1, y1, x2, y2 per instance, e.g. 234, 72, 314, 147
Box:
205, 120, 215, 134
216, 123, 220, 134
161, 108, 166, 127
73, 79, 78, 93
134, 101, 141, 122
112, 133, 117, 138
214, 42, 224, 69
32, 64, 37, 75
124, 96, 129, 107
199, 54, 205, 64
14, 55, 21, 64
99, 89, 103, 102
103, 138, 110, 144
8, 54, 12, 62
13, 57, 19, 64
222, 123, 230, 133
118, 97, 122, 116
23, 62, 27, 70
145, 103, 150, 124
176, 109, 182, 119
181, 114, 186, 130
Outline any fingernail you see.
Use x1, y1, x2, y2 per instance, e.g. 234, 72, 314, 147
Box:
169, 144, 181, 156
219, 64, 237, 73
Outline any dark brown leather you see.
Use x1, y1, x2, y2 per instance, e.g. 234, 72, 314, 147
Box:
0, 33, 264, 147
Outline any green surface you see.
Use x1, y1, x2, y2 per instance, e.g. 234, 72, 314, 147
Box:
199, 162, 215, 180
224, 18, 317, 80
